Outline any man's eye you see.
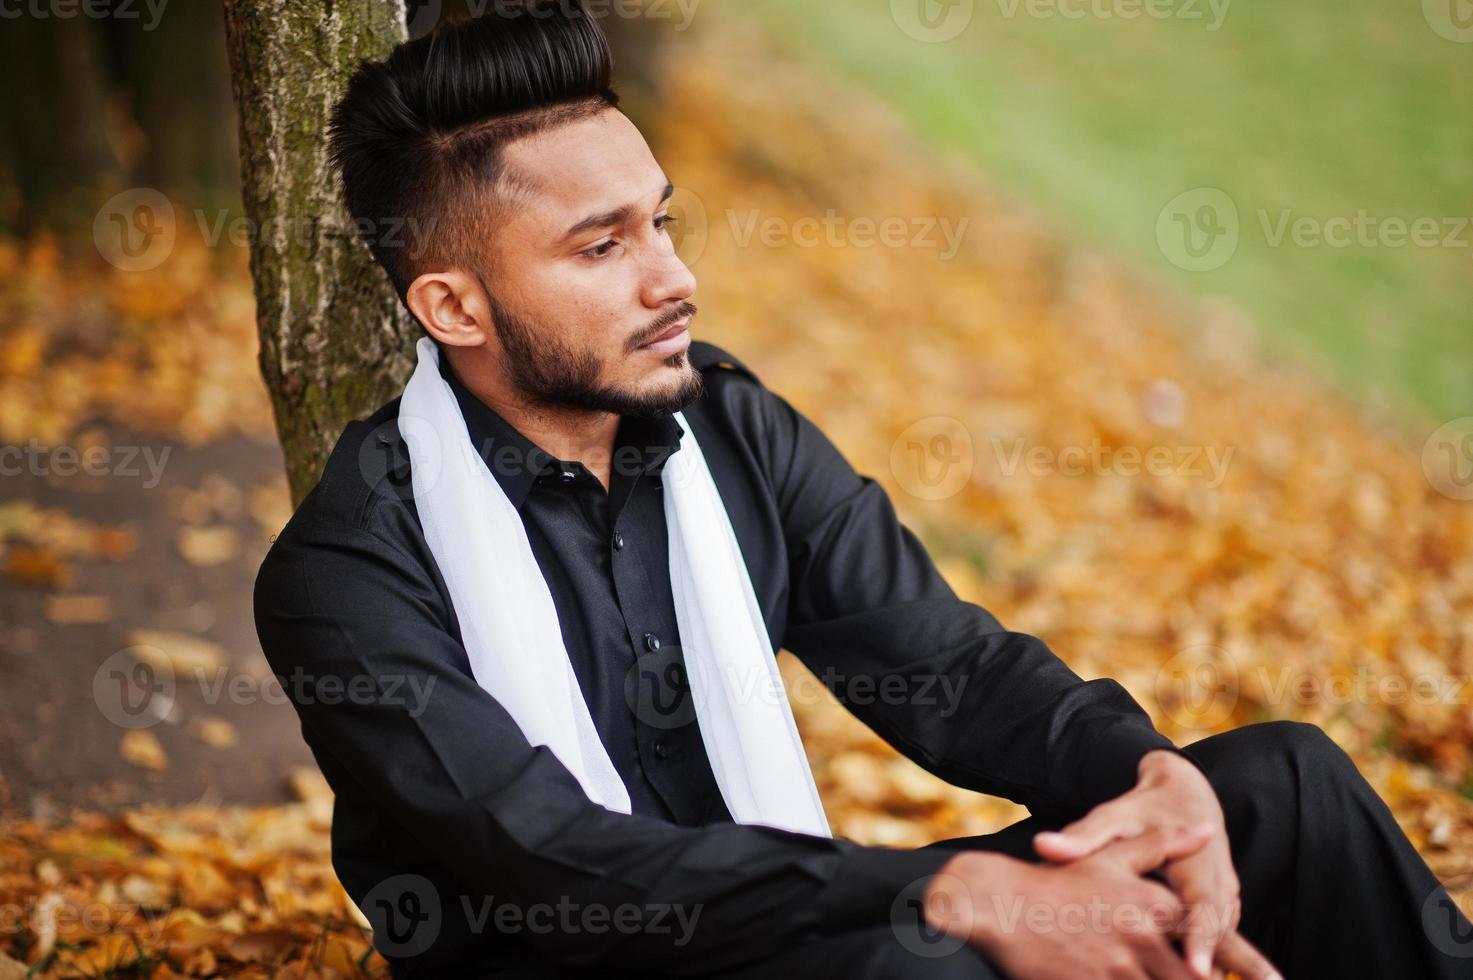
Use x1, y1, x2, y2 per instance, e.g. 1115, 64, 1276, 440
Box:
582, 216, 677, 259
581, 239, 619, 259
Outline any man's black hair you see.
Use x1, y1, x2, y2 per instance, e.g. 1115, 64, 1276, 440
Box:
327, 1, 621, 304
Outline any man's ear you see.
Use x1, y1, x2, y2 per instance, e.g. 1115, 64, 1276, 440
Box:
405, 269, 489, 348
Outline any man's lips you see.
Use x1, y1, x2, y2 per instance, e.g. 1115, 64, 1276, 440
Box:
640, 318, 691, 348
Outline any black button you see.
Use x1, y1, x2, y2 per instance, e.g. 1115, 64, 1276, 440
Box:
559, 469, 576, 484
652, 739, 671, 760
612, 531, 625, 550
643, 632, 661, 652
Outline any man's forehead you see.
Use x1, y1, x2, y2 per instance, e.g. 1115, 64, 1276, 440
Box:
500, 111, 662, 217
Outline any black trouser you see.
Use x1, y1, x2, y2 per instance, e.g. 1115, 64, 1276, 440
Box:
499, 721, 1473, 978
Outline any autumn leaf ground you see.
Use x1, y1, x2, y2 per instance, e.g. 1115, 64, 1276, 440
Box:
1, 15, 1470, 978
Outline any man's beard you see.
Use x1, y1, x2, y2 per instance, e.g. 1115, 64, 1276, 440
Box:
485, 287, 704, 421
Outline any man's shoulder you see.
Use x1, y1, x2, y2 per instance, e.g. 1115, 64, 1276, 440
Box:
267, 396, 415, 557
685, 339, 785, 439
686, 339, 764, 387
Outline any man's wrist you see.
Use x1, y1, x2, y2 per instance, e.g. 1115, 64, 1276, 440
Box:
922, 850, 1020, 951
1137, 746, 1207, 786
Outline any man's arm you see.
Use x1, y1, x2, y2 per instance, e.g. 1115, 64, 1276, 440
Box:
760, 385, 1187, 821
741, 377, 1272, 979
253, 515, 951, 974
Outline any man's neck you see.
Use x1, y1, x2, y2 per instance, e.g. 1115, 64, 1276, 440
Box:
445, 348, 620, 492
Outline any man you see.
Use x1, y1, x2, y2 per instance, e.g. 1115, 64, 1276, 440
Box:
252, 5, 1472, 978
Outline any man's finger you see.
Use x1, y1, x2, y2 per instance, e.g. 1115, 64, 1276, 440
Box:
1107, 823, 1215, 874
1139, 936, 1196, 980
1213, 929, 1282, 980
1172, 870, 1238, 979
1033, 804, 1146, 861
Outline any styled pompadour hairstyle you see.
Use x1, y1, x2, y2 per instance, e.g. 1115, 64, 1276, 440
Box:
327, 1, 620, 303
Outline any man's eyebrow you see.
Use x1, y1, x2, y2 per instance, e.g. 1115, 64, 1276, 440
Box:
558, 181, 675, 243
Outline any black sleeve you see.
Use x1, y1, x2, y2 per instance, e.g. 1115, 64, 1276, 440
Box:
253, 517, 953, 975
763, 387, 1183, 822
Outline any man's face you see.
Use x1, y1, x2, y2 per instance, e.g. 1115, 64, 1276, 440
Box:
478, 107, 703, 419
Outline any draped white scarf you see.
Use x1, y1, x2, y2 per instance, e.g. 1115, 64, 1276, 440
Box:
397, 338, 831, 837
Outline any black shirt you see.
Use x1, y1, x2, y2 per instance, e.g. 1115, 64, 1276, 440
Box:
435, 344, 729, 826
252, 339, 1181, 977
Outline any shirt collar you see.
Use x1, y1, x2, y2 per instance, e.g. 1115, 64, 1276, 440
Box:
436, 346, 685, 510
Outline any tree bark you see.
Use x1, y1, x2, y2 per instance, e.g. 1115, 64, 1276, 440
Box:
221, 0, 418, 506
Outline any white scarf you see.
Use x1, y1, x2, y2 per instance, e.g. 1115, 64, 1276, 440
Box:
397, 338, 831, 837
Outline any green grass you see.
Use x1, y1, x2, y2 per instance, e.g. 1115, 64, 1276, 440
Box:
730, 0, 1473, 424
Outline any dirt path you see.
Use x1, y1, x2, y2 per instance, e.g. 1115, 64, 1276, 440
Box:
0, 423, 313, 818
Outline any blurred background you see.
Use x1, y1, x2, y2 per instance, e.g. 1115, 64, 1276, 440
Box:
0, 0, 1470, 974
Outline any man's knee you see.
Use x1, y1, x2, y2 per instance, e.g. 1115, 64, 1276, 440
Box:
1183, 719, 1364, 839
1188, 719, 1347, 785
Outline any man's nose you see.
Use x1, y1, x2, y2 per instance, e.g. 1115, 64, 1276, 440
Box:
640, 234, 698, 309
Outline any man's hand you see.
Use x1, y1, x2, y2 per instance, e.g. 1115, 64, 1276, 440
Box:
923, 824, 1221, 979
1031, 749, 1277, 980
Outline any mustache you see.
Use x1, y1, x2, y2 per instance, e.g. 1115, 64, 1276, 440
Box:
632, 301, 698, 349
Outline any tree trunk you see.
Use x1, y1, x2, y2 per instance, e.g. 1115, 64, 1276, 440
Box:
221, 0, 418, 507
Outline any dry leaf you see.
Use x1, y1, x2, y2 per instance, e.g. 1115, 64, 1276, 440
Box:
193, 717, 239, 750
44, 594, 113, 624
176, 526, 241, 567
126, 630, 226, 675
4, 546, 70, 588
120, 730, 168, 772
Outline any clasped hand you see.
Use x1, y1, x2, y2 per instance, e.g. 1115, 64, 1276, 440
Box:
923, 750, 1283, 980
